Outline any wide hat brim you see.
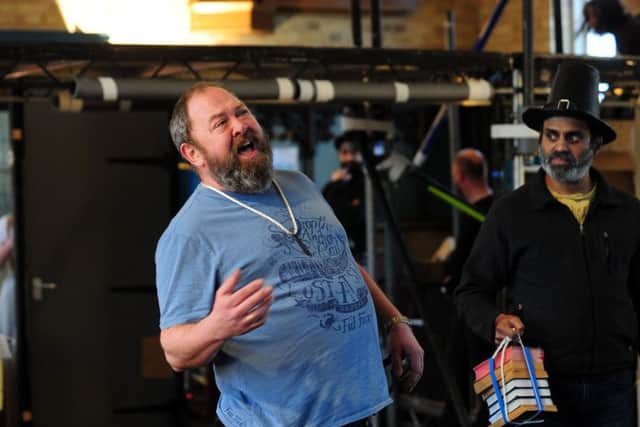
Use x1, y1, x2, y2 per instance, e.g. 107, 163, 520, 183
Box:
522, 107, 616, 144
523, 61, 616, 144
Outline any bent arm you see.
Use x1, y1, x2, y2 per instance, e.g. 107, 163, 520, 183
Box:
160, 316, 226, 371
454, 207, 510, 343
159, 270, 273, 372
629, 244, 640, 355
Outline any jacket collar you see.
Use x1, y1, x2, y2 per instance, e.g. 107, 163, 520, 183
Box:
529, 167, 622, 210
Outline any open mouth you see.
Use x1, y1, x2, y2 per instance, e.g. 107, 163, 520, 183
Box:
237, 139, 256, 156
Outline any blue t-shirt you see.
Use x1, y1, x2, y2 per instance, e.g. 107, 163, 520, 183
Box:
155, 170, 391, 427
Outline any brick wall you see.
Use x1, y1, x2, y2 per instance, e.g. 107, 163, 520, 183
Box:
192, 0, 552, 52
0, 0, 552, 53
0, 0, 65, 30
624, 0, 640, 12
477, 0, 552, 52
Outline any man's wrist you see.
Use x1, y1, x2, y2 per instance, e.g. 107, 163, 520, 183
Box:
386, 314, 410, 330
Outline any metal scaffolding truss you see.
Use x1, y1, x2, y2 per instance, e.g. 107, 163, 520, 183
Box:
0, 42, 638, 102
530, 54, 640, 98
0, 43, 513, 92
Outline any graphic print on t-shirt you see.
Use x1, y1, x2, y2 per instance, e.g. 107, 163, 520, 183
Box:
267, 215, 373, 334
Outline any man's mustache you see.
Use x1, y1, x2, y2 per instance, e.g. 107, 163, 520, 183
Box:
231, 130, 266, 155
548, 151, 576, 166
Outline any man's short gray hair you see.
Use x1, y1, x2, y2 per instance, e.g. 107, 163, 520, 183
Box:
168, 82, 223, 151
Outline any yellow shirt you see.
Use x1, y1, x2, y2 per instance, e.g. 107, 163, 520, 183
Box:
548, 185, 597, 225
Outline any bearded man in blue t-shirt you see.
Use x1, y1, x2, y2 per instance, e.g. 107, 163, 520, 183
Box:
155, 82, 424, 427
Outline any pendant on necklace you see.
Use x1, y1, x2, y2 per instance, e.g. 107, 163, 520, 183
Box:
293, 234, 311, 256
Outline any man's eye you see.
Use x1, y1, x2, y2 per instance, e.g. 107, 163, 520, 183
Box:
214, 120, 227, 129
567, 134, 583, 143
237, 109, 249, 117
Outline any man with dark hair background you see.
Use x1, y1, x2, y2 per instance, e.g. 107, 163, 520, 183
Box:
322, 133, 367, 263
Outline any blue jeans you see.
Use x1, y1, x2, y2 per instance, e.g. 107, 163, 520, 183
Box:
539, 369, 637, 427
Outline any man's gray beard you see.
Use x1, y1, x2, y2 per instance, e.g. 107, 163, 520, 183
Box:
538, 144, 594, 183
210, 135, 274, 193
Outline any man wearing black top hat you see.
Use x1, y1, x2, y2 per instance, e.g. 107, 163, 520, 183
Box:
322, 134, 367, 262
455, 61, 640, 426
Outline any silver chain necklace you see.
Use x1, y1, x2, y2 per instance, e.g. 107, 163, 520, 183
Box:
202, 179, 311, 256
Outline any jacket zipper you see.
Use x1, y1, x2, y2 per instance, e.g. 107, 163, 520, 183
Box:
581, 216, 596, 373
603, 231, 611, 274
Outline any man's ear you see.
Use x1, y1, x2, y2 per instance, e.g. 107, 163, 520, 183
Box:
179, 142, 202, 167
592, 136, 603, 154
452, 168, 461, 184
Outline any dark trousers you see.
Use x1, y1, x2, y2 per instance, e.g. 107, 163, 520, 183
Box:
540, 369, 637, 427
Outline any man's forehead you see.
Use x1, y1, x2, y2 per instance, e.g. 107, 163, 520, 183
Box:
542, 116, 590, 131
339, 141, 357, 152
189, 86, 244, 109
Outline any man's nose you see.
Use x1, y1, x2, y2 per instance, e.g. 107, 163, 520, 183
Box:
230, 116, 247, 137
552, 136, 570, 150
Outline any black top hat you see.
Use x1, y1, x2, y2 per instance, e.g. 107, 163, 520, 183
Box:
522, 61, 616, 144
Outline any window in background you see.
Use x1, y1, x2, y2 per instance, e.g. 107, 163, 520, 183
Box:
272, 143, 301, 171
586, 32, 617, 56
572, 0, 617, 57
56, 0, 216, 44
314, 141, 339, 191
574, 0, 587, 54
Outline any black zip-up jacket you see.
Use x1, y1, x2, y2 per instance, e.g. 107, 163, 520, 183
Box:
455, 168, 640, 376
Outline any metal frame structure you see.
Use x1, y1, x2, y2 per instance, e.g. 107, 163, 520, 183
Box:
0, 44, 514, 102
0, 43, 636, 107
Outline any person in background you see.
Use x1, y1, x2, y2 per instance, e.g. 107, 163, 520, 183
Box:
322, 133, 367, 263
443, 148, 494, 290
433, 149, 495, 427
155, 82, 424, 427
582, 0, 640, 55
456, 61, 640, 426
0, 213, 16, 427
0, 213, 15, 352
